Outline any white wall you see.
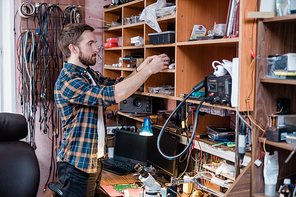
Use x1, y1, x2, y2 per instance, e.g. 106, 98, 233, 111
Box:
0, 0, 2, 111
0, 0, 16, 113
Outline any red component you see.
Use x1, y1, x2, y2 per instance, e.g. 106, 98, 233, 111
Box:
209, 93, 214, 97
106, 38, 119, 43
103, 43, 118, 48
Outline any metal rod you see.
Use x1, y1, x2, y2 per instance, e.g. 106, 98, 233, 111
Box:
88, 16, 111, 23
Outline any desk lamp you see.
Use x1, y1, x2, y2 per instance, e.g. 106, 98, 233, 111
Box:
139, 117, 153, 136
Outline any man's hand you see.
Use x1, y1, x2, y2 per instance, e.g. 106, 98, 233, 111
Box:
114, 53, 170, 103
139, 53, 170, 74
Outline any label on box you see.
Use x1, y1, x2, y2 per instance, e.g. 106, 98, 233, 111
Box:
190, 25, 207, 40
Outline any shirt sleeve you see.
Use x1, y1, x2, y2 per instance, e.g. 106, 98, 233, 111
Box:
95, 72, 124, 86
59, 73, 117, 107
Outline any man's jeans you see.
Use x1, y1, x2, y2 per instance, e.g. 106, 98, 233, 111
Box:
57, 159, 102, 197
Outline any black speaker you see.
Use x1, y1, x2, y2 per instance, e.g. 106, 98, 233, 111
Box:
119, 95, 152, 113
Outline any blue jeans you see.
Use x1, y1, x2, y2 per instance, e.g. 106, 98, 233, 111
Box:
57, 159, 102, 197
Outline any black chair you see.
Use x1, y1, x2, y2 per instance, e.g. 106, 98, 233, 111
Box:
0, 112, 40, 197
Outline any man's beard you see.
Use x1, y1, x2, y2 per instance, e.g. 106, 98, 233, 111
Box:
78, 51, 96, 66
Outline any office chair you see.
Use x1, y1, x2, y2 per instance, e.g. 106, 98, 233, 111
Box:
0, 112, 40, 197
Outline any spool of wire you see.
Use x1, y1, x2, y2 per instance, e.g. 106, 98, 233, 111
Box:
18, 2, 35, 18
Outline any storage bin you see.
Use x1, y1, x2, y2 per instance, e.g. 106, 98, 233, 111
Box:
148, 31, 175, 45
106, 38, 119, 43
103, 43, 118, 48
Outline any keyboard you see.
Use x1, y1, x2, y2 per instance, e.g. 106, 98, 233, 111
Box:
103, 159, 135, 175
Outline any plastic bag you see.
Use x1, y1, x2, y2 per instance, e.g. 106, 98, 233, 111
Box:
139, 0, 167, 33
263, 151, 279, 185
216, 163, 235, 175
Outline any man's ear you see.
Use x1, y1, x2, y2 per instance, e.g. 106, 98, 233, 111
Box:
69, 44, 79, 54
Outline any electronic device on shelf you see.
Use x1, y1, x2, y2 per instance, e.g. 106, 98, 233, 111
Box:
119, 94, 152, 114
119, 94, 165, 115
205, 74, 232, 107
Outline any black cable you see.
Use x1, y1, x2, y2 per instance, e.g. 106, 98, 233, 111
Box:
157, 80, 206, 160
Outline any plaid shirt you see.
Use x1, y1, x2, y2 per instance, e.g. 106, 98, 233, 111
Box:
54, 62, 123, 173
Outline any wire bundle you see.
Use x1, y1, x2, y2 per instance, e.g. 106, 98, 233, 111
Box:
64, 5, 82, 24
16, 2, 66, 187
18, 2, 35, 18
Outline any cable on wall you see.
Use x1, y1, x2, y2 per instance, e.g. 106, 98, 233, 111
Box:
18, 2, 35, 18
64, 5, 82, 24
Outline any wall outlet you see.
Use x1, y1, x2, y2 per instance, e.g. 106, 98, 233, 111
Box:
106, 126, 136, 135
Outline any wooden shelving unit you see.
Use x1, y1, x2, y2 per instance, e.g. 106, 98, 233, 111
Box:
103, 0, 257, 111
104, 0, 258, 196
252, 14, 296, 196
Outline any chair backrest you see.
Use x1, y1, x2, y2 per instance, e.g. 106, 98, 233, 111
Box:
0, 113, 40, 197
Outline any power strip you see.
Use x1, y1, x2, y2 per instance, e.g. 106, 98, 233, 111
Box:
106, 126, 136, 135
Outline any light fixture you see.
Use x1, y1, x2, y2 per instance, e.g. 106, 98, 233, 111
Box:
139, 117, 153, 136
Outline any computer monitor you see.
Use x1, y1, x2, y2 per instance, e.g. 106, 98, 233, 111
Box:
114, 129, 148, 166
146, 126, 179, 177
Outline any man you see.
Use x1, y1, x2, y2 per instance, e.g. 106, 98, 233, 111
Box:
54, 23, 169, 197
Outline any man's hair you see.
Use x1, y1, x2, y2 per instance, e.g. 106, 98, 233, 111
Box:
58, 23, 95, 59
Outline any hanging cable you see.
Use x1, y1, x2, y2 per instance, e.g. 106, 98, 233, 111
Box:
157, 80, 206, 160
64, 5, 82, 24
18, 2, 35, 18
17, 30, 37, 149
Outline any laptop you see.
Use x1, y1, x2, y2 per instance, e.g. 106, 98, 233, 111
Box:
103, 129, 148, 175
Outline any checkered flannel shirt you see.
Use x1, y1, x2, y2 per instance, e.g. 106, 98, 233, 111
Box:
54, 62, 123, 173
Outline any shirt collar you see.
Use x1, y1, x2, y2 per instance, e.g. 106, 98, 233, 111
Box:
64, 62, 89, 74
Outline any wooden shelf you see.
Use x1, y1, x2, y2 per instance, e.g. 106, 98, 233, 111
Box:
263, 14, 296, 23
103, 47, 122, 51
105, 26, 122, 31
122, 46, 144, 50
123, 22, 145, 28
157, 15, 176, 22
133, 92, 235, 110
186, 99, 235, 111
104, 0, 144, 12
260, 77, 296, 85
133, 91, 182, 100
176, 37, 239, 47
145, 43, 176, 48
103, 68, 174, 73
259, 137, 296, 151
253, 194, 278, 197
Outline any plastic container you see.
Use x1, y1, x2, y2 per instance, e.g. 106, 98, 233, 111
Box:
265, 183, 276, 196
148, 31, 175, 44
103, 43, 118, 48
123, 17, 131, 25
106, 38, 119, 43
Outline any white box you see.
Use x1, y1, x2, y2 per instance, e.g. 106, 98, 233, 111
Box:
283, 53, 296, 71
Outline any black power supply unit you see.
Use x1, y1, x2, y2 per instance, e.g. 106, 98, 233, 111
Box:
205, 74, 232, 107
